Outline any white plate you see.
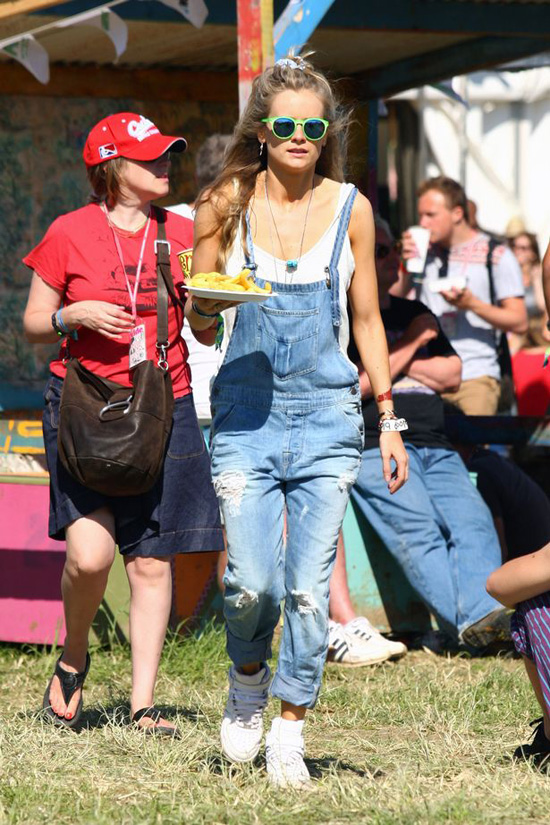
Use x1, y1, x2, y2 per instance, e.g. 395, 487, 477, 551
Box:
428, 277, 466, 294
186, 285, 277, 303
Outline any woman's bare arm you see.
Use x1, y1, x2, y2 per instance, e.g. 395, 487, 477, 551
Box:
23, 272, 134, 343
347, 193, 408, 493
486, 542, 550, 608
185, 196, 237, 344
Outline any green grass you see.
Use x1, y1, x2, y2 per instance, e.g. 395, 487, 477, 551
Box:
1, 626, 549, 825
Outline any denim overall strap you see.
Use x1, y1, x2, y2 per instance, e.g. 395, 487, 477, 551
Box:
327, 187, 357, 328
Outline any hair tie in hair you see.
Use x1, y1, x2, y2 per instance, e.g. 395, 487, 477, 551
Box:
276, 57, 305, 71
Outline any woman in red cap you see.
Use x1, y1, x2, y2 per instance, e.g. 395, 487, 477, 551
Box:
22, 112, 224, 734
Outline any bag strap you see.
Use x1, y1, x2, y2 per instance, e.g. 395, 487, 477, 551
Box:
485, 237, 514, 386
154, 208, 185, 309
486, 237, 499, 306
153, 208, 185, 369
485, 236, 506, 348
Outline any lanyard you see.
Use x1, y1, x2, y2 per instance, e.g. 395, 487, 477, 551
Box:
103, 204, 152, 319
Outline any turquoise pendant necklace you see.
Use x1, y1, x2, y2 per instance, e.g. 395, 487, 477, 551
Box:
265, 174, 315, 280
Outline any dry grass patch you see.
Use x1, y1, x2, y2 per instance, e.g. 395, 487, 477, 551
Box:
1, 627, 549, 824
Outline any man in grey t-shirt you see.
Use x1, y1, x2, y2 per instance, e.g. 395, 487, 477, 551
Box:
401, 176, 527, 415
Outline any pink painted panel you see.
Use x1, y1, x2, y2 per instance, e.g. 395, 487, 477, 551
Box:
0, 482, 65, 644
0, 599, 65, 645
0, 483, 61, 552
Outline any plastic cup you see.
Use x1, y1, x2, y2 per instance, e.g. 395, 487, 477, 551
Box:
406, 226, 430, 274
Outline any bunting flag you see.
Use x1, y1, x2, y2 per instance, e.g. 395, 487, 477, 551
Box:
0, 0, 209, 84
430, 80, 469, 108
2, 35, 49, 84
55, 7, 128, 61
152, 0, 208, 28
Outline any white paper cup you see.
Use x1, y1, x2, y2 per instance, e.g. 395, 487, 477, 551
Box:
406, 226, 430, 274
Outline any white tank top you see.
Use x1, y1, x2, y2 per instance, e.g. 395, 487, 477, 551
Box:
223, 182, 357, 355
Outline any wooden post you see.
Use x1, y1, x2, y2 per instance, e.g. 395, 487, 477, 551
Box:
0, 0, 72, 20
237, 0, 273, 115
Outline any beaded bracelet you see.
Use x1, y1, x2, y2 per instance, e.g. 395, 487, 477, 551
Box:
191, 301, 219, 319
189, 302, 225, 350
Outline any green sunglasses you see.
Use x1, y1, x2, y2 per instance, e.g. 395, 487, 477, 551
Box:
261, 116, 329, 142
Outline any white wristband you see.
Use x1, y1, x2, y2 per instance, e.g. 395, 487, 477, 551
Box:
378, 417, 408, 433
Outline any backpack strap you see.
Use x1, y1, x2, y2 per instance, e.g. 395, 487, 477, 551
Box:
486, 237, 500, 306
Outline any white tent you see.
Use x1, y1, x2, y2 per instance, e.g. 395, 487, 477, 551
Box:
393, 67, 550, 253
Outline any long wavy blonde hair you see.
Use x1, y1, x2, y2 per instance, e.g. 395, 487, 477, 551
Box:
197, 54, 351, 269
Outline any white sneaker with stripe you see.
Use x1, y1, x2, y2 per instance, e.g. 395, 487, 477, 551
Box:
345, 616, 407, 660
327, 618, 405, 666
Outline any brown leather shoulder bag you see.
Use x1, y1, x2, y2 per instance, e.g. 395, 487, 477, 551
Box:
57, 209, 182, 497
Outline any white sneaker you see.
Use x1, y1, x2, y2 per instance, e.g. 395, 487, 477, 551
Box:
345, 616, 407, 661
220, 665, 271, 763
327, 619, 389, 666
265, 717, 311, 788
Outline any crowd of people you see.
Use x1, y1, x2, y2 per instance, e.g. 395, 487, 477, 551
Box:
22, 54, 550, 785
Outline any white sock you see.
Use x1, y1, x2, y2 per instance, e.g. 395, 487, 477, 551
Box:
270, 716, 305, 738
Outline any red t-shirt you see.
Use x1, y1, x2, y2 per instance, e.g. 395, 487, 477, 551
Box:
512, 350, 550, 416
23, 203, 194, 397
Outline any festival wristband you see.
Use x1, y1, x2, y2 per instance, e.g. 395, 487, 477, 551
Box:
378, 417, 408, 433
376, 389, 393, 403
51, 311, 65, 338
51, 309, 78, 341
57, 309, 78, 340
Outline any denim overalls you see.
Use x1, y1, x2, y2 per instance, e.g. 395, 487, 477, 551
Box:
210, 187, 364, 708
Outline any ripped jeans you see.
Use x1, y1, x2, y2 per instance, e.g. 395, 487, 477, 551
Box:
210, 393, 363, 708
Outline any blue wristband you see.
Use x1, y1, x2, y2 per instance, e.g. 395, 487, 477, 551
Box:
56, 308, 78, 341
56, 308, 69, 333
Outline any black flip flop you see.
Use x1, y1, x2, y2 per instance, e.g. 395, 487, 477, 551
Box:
42, 652, 91, 729
132, 706, 180, 738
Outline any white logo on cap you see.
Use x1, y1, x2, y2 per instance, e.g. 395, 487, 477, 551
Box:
127, 116, 160, 143
99, 144, 118, 159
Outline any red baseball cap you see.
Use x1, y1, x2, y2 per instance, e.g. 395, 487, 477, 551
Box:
83, 112, 187, 168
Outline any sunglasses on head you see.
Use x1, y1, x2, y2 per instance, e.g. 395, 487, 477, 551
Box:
375, 240, 402, 259
261, 116, 329, 142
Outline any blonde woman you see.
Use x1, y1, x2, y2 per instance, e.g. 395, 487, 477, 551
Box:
187, 56, 408, 786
